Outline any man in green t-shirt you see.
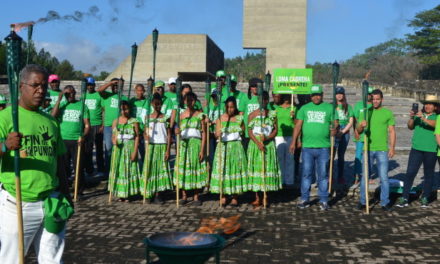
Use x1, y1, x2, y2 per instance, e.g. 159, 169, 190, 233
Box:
97, 78, 126, 176
243, 78, 262, 147
397, 95, 438, 208
0, 64, 69, 262
165, 77, 178, 108
129, 83, 147, 167
52, 85, 90, 194
47, 74, 66, 107
353, 86, 373, 184
290, 84, 337, 210
357, 89, 395, 211
84, 77, 105, 177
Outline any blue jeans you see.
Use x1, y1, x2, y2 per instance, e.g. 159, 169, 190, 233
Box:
301, 148, 330, 203
402, 148, 436, 200
103, 126, 113, 175
354, 141, 363, 176
335, 125, 350, 182
360, 151, 390, 206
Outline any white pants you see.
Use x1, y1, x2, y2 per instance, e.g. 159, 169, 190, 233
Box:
0, 187, 65, 264
275, 136, 295, 185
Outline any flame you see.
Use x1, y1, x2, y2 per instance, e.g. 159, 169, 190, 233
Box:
178, 233, 202, 246
196, 215, 241, 235
364, 70, 371, 80
12, 21, 35, 32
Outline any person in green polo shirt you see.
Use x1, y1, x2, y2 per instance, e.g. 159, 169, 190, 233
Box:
357, 89, 396, 211
165, 77, 178, 108
52, 85, 90, 194
290, 84, 337, 211
0, 64, 69, 262
397, 94, 438, 208
98, 78, 127, 176
353, 86, 373, 184
47, 74, 66, 107
84, 77, 105, 177
229, 74, 248, 113
243, 78, 262, 149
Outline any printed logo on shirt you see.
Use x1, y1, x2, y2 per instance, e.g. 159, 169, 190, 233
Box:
62, 109, 81, 122
22, 126, 57, 157
247, 104, 259, 114
110, 98, 118, 108
337, 109, 347, 121
85, 99, 97, 110
307, 111, 326, 124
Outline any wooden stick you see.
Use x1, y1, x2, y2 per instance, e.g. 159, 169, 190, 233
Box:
363, 134, 370, 214
15, 176, 25, 264
108, 145, 118, 204
328, 136, 335, 194
142, 126, 150, 204
261, 135, 267, 209
175, 134, 181, 208
218, 119, 223, 207
73, 140, 82, 202
206, 120, 211, 192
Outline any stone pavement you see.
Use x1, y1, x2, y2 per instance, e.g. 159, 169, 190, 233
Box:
26, 184, 440, 263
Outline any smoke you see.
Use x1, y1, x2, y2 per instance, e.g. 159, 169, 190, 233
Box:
107, 0, 148, 23
385, 0, 424, 39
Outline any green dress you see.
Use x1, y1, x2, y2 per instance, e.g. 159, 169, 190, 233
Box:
175, 112, 208, 190
210, 115, 249, 194
141, 116, 173, 198
247, 110, 282, 192
108, 118, 141, 198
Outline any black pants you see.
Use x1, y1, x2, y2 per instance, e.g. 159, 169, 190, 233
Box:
402, 148, 437, 199
84, 125, 105, 174
63, 140, 85, 191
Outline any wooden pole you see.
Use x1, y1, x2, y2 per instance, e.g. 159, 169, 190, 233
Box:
364, 134, 370, 214
175, 134, 180, 208
73, 143, 82, 202
218, 119, 223, 207
261, 134, 267, 209
108, 145, 117, 204
328, 136, 335, 194
142, 125, 150, 204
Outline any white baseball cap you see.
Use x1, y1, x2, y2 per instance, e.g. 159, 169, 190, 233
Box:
168, 77, 176, 84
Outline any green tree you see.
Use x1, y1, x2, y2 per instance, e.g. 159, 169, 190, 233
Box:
406, 4, 440, 78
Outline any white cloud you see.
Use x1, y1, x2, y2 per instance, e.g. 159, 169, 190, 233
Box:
35, 35, 128, 74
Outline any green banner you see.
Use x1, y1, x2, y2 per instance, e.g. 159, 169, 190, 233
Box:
273, 68, 313, 94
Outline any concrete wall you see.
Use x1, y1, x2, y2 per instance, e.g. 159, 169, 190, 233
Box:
243, 0, 307, 72
106, 34, 224, 82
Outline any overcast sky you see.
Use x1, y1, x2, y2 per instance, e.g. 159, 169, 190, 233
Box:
1, 0, 437, 74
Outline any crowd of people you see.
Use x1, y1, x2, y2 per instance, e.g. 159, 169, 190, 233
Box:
0, 64, 439, 262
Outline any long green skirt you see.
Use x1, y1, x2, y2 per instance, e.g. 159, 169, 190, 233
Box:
175, 138, 208, 190
246, 139, 282, 192
108, 141, 141, 198
141, 144, 173, 198
210, 141, 249, 194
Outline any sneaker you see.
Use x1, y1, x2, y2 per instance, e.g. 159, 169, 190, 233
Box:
297, 200, 310, 209
420, 197, 429, 208
381, 204, 393, 211
319, 202, 330, 211
356, 203, 366, 210
395, 197, 409, 208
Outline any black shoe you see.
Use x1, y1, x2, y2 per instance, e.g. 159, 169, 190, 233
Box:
319, 202, 330, 211
356, 203, 366, 210
193, 200, 202, 206
395, 197, 409, 208
179, 199, 188, 205
153, 196, 164, 205
381, 204, 393, 211
297, 200, 310, 209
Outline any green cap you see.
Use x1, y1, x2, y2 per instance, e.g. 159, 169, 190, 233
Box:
368, 86, 374, 94
310, 84, 323, 94
43, 192, 74, 234
0, 95, 7, 104
216, 70, 226, 78
154, 80, 165, 88
230, 74, 237, 82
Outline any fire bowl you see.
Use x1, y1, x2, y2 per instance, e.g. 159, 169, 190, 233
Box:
144, 232, 225, 264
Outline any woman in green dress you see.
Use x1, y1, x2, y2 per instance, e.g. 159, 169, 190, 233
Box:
175, 92, 207, 205
210, 97, 248, 206
109, 101, 141, 202
247, 91, 282, 206
142, 94, 173, 204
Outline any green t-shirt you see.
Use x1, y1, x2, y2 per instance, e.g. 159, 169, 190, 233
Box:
203, 102, 223, 133
336, 104, 354, 126
0, 106, 66, 202
412, 113, 437, 152
101, 91, 128, 127
296, 102, 335, 148
129, 97, 147, 129
275, 105, 296, 137
164, 91, 177, 107
434, 115, 440, 156
48, 89, 66, 107
353, 100, 372, 142
85, 91, 102, 126
59, 101, 90, 140
359, 107, 395, 151
230, 90, 247, 113
243, 95, 260, 137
